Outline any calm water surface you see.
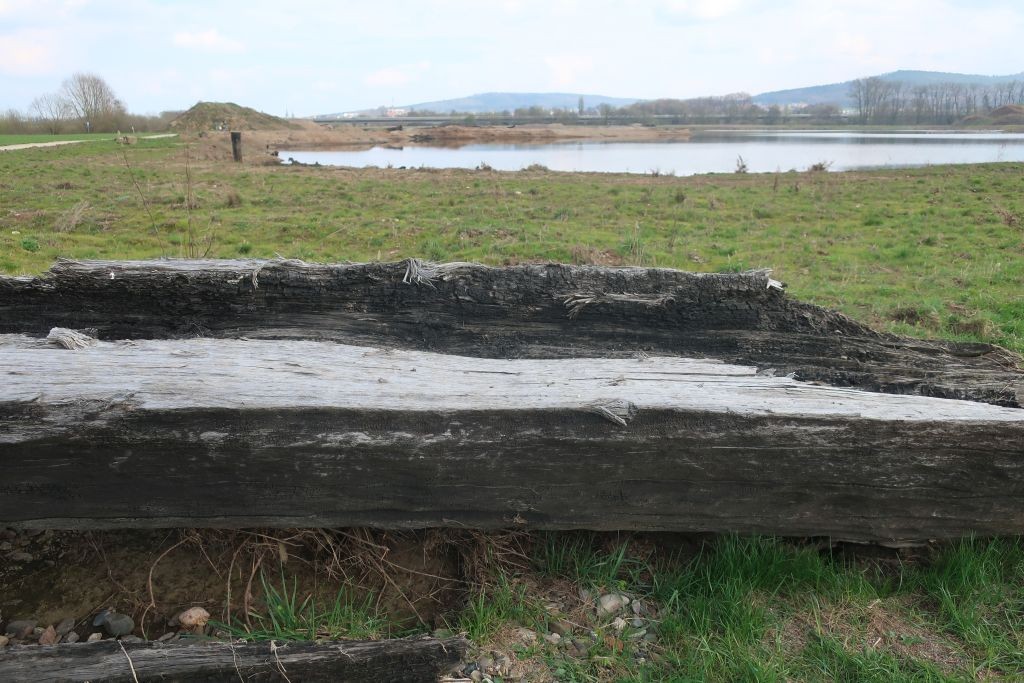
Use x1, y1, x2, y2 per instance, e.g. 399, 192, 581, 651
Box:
281, 130, 1024, 175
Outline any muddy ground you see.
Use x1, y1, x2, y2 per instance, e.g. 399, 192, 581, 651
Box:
192, 120, 691, 161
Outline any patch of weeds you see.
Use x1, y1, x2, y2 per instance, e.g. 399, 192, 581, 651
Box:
455, 573, 543, 641
533, 533, 634, 589
888, 306, 941, 330
217, 572, 393, 642
20, 237, 40, 252
798, 634, 950, 682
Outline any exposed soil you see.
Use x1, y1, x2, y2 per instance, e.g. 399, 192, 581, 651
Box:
0, 527, 464, 641
187, 119, 691, 163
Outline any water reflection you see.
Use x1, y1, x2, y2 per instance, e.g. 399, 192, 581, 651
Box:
281, 130, 1024, 175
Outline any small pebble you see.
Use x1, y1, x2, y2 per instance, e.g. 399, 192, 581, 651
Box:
470, 671, 483, 683
631, 617, 644, 629
643, 631, 658, 643
549, 619, 573, 636
120, 635, 143, 644
157, 632, 176, 642
432, 627, 454, 639
56, 618, 76, 636
477, 656, 494, 672
177, 606, 210, 630
597, 593, 628, 618
63, 632, 80, 644
87, 632, 103, 642
611, 617, 627, 632
544, 632, 561, 645
514, 627, 536, 645
0, 635, 8, 647
6, 551, 33, 563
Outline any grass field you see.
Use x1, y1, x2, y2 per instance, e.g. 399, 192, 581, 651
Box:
1, 137, 1023, 680
1, 136, 1021, 352
0, 132, 121, 145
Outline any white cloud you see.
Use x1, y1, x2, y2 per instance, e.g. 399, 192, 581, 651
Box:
172, 29, 244, 53
661, 0, 748, 20
0, 29, 58, 75
544, 54, 594, 88
364, 61, 430, 87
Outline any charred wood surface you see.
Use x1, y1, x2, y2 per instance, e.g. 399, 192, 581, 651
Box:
2, 334, 1023, 543
0, 636, 467, 682
1, 259, 1020, 407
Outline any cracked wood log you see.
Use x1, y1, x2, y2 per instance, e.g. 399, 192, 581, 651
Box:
0, 635, 467, 682
2, 334, 1023, 543
1, 258, 1021, 407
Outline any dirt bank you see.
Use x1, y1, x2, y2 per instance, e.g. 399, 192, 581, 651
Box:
191, 120, 690, 158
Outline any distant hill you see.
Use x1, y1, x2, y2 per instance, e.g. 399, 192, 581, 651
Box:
753, 70, 1024, 108
170, 102, 300, 131
316, 92, 639, 118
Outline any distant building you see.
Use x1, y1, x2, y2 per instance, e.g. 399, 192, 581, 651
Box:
385, 108, 409, 118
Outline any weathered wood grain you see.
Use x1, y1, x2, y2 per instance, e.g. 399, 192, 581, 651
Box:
0, 635, 467, 682
2, 259, 1020, 407
2, 335, 1023, 543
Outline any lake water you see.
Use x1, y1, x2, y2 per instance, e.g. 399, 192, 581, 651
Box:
281, 130, 1024, 175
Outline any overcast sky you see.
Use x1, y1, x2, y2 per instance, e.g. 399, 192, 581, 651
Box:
1, 0, 1021, 116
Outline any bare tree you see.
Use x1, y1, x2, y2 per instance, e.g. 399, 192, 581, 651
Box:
30, 93, 73, 134
60, 72, 125, 131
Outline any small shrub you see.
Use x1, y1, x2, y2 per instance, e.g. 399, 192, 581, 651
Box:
889, 306, 940, 329
20, 237, 39, 252
807, 160, 833, 172
237, 243, 253, 255
225, 190, 243, 208
523, 163, 548, 172
735, 155, 748, 173
54, 201, 89, 233
475, 161, 494, 172
673, 189, 687, 204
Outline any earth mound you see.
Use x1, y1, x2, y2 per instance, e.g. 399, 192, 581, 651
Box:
169, 101, 301, 132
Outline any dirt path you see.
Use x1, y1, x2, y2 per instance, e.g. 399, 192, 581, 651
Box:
0, 133, 178, 152
0, 140, 87, 152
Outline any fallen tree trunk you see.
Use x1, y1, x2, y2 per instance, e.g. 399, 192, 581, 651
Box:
0, 635, 467, 682
2, 258, 1020, 407
2, 334, 1022, 543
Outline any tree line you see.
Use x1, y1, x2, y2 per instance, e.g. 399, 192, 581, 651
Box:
848, 77, 1024, 124
408, 80, 1024, 126
1, 72, 176, 135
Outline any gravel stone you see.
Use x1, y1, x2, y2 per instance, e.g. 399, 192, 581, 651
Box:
63, 632, 80, 643
87, 632, 103, 642
4, 620, 36, 638
549, 619, 573, 636
597, 593, 628, 618
514, 627, 537, 645
56, 618, 76, 636
102, 613, 134, 637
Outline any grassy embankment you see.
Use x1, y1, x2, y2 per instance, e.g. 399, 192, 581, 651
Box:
1, 137, 1023, 681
